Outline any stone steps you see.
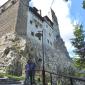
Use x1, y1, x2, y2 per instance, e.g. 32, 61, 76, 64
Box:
0, 78, 21, 84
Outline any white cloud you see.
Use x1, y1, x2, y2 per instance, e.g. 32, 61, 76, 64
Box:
30, 0, 52, 16
52, 0, 75, 57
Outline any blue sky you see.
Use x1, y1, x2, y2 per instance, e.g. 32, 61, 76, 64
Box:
0, 0, 85, 57
70, 0, 85, 28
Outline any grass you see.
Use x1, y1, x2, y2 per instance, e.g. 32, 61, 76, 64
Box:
0, 73, 5, 78
0, 73, 25, 81
75, 72, 85, 77
6, 75, 25, 81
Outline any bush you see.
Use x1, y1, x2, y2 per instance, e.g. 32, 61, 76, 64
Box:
0, 73, 25, 81
0, 73, 5, 78
5, 74, 25, 81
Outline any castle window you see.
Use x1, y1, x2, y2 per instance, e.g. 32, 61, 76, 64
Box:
11, 0, 16, 4
31, 48, 33, 51
49, 33, 51, 37
1, 7, 5, 13
47, 39, 49, 43
46, 25, 48, 28
31, 32, 34, 36
40, 24, 42, 28
35, 32, 42, 40
38, 58, 42, 62
50, 42, 52, 46
38, 37, 41, 40
35, 24, 38, 28
30, 20, 32, 24
56, 35, 59, 39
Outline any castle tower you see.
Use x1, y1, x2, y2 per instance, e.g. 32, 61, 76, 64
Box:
51, 9, 60, 36
0, 0, 29, 37
15, 0, 29, 36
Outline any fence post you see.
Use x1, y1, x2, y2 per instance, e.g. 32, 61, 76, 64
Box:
42, 69, 45, 85
70, 78, 73, 85
50, 73, 52, 85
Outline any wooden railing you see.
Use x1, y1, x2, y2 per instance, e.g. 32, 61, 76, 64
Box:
24, 70, 85, 85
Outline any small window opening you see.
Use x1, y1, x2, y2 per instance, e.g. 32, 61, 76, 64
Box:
49, 33, 51, 36
31, 48, 33, 51
36, 24, 38, 28
11, 0, 15, 4
46, 25, 48, 28
30, 20, 32, 24
35, 33, 42, 40
38, 37, 41, 40
31, 32, 34, 36
50, 42, 52, 46
1, 8, 5, 12
47, 39, 49, 43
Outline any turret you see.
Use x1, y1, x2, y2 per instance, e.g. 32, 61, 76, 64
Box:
15, 0, 29, 36
51, 9, 60, 36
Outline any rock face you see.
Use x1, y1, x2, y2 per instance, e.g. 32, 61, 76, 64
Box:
0, 33, 75, 76
0, 33, 26, 75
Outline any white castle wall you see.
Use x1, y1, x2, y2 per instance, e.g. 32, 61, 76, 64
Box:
27, 8, 59, 49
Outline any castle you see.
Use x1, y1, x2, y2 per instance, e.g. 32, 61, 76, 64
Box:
0, 0, 60, 49
0, 0, 74, 78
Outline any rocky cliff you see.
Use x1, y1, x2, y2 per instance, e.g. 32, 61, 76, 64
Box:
0, 33, 75, 76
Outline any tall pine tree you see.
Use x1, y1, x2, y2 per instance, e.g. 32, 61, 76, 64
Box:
71, 24, 85, 59
83, 0, 85, 9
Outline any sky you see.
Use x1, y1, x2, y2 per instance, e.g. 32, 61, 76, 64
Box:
0, 0, 85, 58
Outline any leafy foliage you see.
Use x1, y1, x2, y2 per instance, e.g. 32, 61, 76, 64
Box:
71, 24, 85, 59
83, 0, 85, 9
71, 24, 85, 72
73, 58, 85, 70
73, 58, 85, 77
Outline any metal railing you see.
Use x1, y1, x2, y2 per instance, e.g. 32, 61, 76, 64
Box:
24, 70, 85, 85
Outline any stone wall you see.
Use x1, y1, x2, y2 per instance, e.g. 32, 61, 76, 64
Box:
0, 0, 29, 37
0, 0, 19, 37
0, 33, 74, 75
15, 0, 28, 36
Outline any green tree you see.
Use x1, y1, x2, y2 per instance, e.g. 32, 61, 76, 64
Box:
71, 24, 85, 59
73, 58, 85, 70
83, 0, 85, 9
71, 24, 85, 71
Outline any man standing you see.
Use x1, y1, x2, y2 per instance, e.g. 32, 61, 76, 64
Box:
24, 59, 36, 85
24, 60, 31, 85
30, 61, 36, 83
